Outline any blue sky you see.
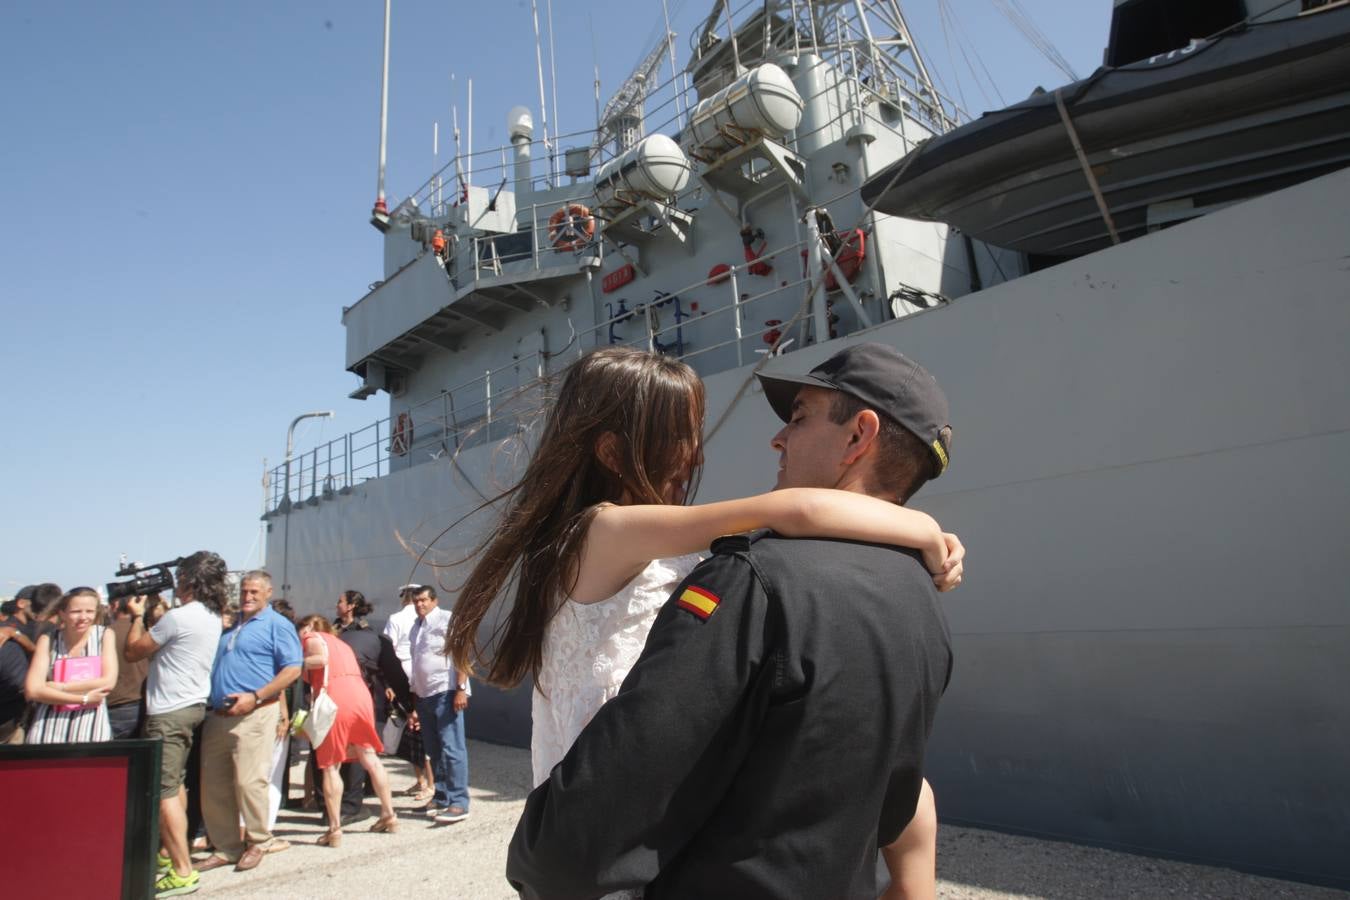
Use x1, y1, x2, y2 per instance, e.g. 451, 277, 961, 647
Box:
0, 0, 1109, 594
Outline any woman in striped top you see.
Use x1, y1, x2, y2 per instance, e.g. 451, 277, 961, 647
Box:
24, 587, 117, 744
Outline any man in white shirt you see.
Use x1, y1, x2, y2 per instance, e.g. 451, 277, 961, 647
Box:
408, 585, 471, 824
382, 583, 421, 680
124, 551, 227, 897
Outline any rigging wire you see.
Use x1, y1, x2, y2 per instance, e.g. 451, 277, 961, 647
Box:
936, 0, 977, 116
990, 0, 1079, 82
943, 0, 1006, 108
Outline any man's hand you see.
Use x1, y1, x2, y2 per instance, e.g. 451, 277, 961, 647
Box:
931, 533, 965, 593
453, 689, 469, 712
125, 595, 147, 617
0, 625, 13, 648
408, 710, 421, 732
225, 692, 257, 717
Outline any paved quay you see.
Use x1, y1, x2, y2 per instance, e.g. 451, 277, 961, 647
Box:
199, 739, 1347, 899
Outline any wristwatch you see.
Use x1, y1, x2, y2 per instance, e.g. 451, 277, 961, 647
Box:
252, 691, 263, 706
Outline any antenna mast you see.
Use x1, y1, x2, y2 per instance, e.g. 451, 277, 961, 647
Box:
530, 0, 552, 181
371, 0, 392, 228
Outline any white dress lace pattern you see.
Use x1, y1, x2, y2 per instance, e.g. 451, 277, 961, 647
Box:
531, 553, 703, 788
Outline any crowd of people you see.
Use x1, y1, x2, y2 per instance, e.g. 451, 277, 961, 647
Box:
0, 567, 473, 898
3, 342, 966, 899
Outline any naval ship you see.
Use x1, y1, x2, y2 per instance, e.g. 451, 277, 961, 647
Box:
261, 0, 1350, 888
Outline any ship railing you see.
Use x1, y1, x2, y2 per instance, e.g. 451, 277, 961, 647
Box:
456, 193, 602, 281
267, 230, 861, 513
265, 356, 552, 512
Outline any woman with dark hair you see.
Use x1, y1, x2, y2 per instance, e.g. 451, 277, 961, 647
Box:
335, 590, 372, 631
296, 615, 398, 846
24, 587, 118, 743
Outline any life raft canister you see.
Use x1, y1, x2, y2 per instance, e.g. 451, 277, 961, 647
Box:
548, 204, 596, 251
824, 229, 865, 291
802, 229, 867, 291
391, 411, 413, 456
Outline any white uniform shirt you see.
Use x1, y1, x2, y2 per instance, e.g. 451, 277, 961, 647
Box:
383, 603, 418, 680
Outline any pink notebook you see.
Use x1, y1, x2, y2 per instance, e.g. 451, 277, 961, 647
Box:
54, 655, 102, 712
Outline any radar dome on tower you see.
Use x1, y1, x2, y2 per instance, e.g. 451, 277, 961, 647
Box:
508, 106, 534, 141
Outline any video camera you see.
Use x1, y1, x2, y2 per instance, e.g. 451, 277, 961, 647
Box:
106, 557, 186, 602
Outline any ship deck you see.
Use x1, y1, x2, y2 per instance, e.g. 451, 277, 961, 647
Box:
196, 740, 1347, 898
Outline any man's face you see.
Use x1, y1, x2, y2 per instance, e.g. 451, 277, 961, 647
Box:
336, 595, 350, 619
412, 590, 437, 619
770, 386, 856, 490
238, 579, 272, 618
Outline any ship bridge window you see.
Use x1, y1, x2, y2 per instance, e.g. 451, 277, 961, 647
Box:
1106, 0, 1246, 67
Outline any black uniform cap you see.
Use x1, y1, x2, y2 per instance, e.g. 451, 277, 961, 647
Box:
756, 342, 951, 477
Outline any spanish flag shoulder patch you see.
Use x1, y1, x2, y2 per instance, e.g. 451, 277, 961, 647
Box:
676, 585, 721, 621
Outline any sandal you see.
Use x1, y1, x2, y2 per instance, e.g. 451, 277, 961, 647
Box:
316, 829, 342, 848
371, 815, 400, 834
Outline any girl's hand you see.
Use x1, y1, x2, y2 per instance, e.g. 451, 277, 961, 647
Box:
931, 533, 965, 593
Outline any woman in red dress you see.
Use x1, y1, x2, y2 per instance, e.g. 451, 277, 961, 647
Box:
297, 615, 398, 845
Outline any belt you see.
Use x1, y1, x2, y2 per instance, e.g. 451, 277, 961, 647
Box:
210, 694, 280, 714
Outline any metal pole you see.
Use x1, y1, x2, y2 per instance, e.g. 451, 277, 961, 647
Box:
547, 0, 561, 154
282, 410, 333, 600
259, 458, 268, 570
373, 0, 391, 217
730, 269, 744, 366
802, 208, 831, 344
530, 0, 551, 181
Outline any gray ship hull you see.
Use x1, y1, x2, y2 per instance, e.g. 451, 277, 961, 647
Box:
267, 167, 1350, 886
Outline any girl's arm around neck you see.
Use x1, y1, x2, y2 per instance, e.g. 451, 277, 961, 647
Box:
572, 489, 950, 603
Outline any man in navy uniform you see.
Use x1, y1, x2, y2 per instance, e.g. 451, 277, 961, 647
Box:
507, 342, 957, 899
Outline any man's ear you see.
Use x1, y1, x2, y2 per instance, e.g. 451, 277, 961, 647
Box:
595, 431, 623, 475
841, 409, 881, 466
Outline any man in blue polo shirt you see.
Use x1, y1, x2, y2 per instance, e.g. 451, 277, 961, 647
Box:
197, 570, 302, 874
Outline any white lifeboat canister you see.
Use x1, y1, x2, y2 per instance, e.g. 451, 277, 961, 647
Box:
594, 133, 692, 213
687, 63, 805, 158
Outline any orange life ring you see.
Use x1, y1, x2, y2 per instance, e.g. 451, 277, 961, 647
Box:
391, 411, 412, 456
548, 204, 595, 251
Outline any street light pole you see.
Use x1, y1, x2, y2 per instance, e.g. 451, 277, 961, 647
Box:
281, 410, 334, 601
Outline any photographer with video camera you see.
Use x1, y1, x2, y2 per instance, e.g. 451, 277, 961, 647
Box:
122, 550, 226, 898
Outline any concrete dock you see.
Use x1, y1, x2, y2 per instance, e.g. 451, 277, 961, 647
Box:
198, 740, 1346, 899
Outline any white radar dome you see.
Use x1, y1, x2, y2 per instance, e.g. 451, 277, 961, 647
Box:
508, 106, 534, 140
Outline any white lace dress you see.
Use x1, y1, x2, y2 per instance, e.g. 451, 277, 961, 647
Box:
531, 553, 703, 788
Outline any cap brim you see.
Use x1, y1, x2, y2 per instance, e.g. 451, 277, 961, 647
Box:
755, 371, 838, 422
